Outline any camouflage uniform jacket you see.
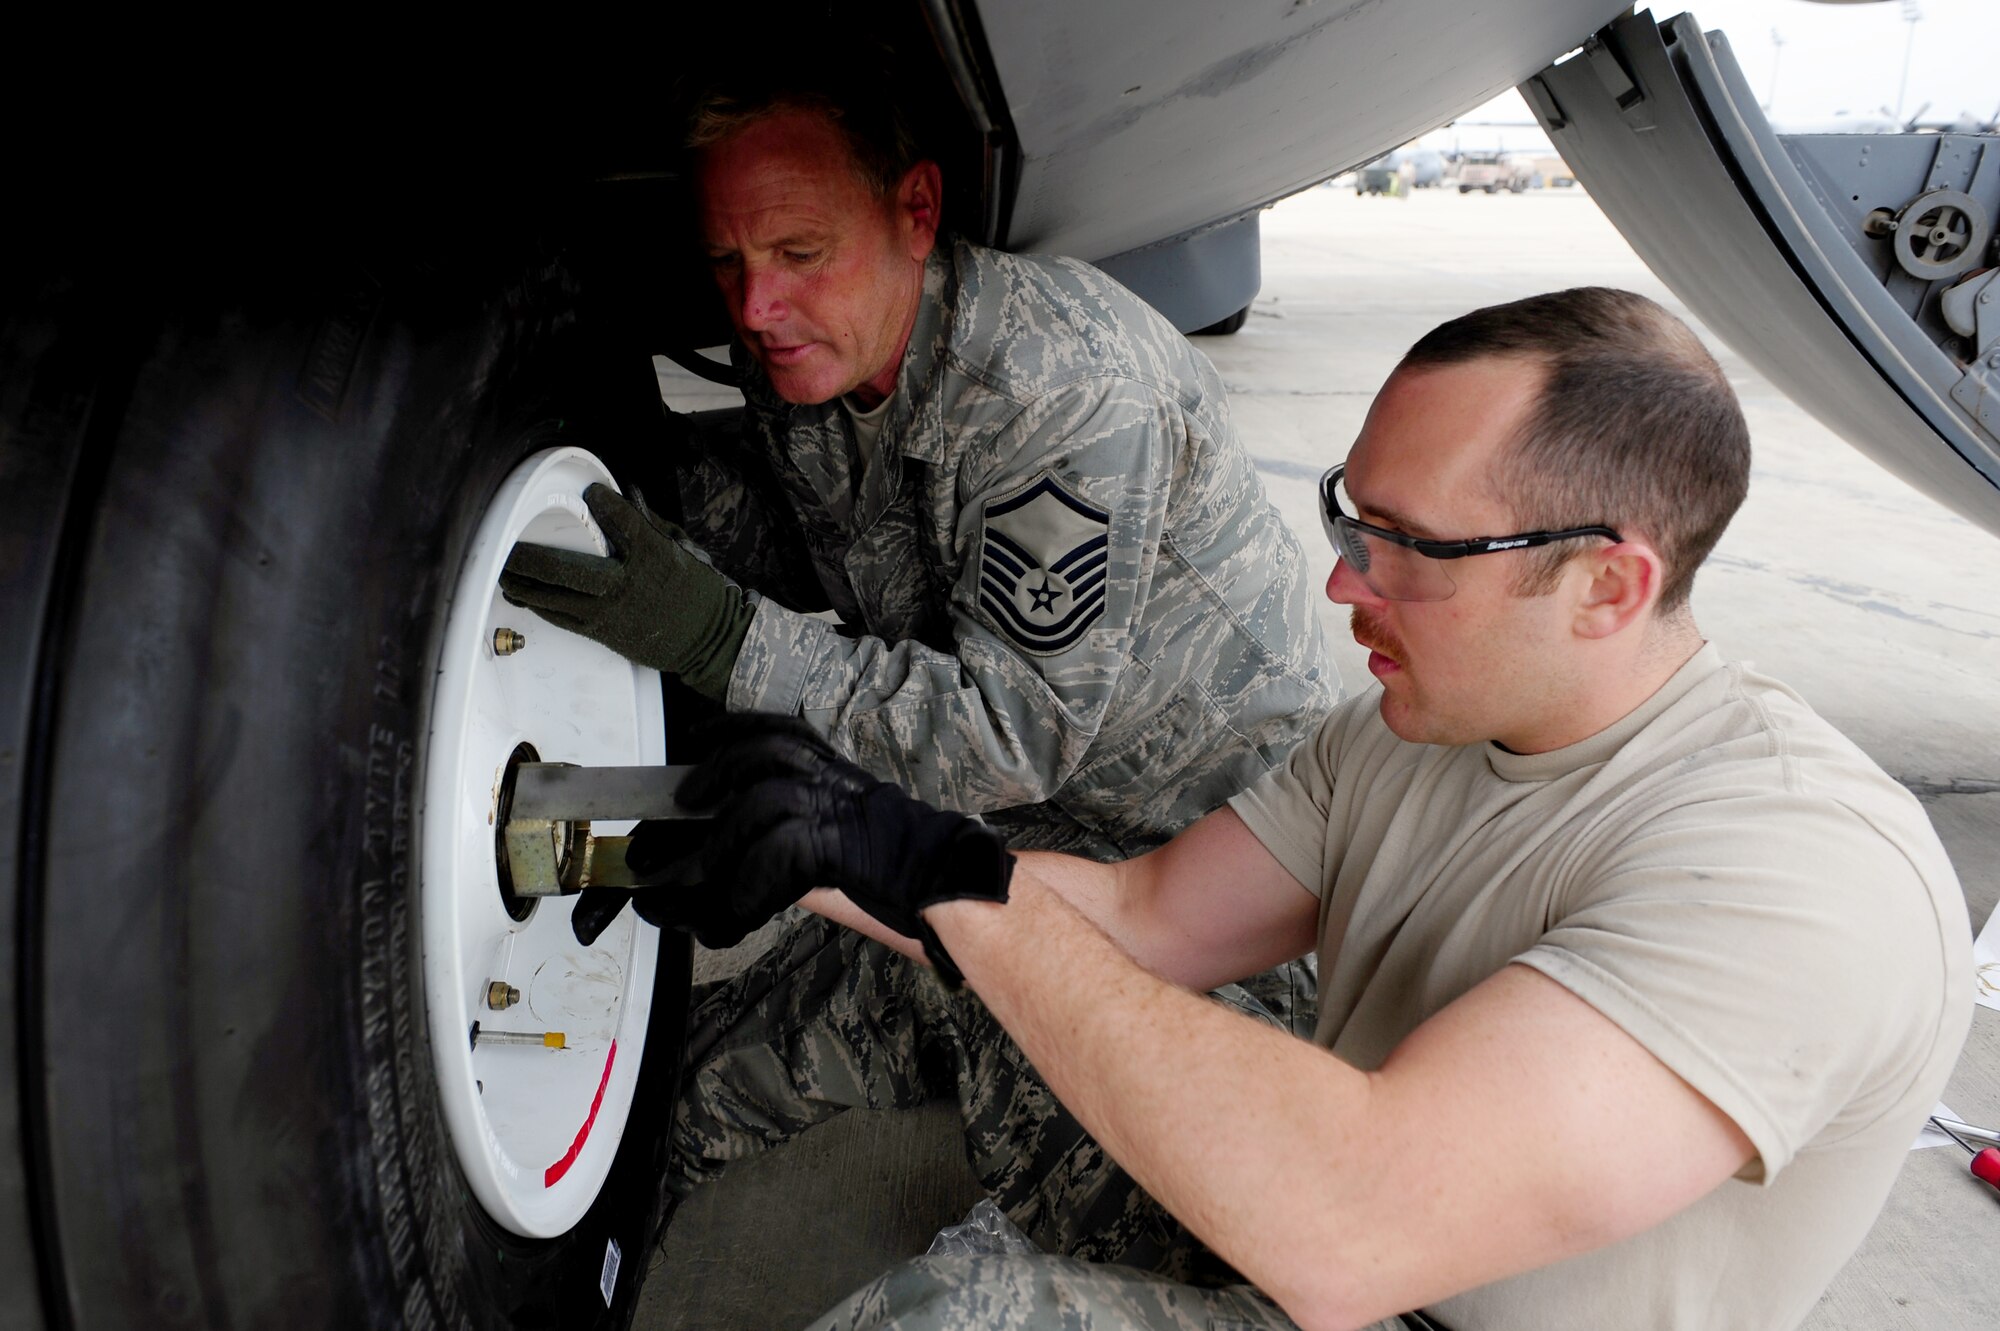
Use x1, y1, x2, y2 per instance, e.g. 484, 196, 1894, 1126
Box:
676, 237, 1335, 856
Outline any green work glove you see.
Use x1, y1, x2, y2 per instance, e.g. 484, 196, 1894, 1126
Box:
499, 483, 753, 702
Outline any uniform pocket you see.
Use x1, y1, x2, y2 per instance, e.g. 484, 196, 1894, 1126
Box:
1055, 685, 1254, 854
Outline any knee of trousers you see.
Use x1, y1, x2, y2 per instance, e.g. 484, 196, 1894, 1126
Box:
805, 1253, 1275, 1331
668, 914, 1017, 1182
684, 912, 1002, 1064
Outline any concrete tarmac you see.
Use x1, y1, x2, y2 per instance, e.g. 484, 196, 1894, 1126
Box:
638, 183, 2000, 1330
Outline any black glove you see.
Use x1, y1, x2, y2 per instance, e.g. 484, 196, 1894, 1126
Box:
666, 714, 1014, 986
566, 818, 809, 950
500, 483, 753, 702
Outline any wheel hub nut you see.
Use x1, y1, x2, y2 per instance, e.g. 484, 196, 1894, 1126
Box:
486, 981, 521, 1010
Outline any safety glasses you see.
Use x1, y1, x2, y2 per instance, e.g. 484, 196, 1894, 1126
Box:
1318, 463, 1622, 602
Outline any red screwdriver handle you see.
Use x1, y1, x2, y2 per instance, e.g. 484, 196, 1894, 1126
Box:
1972, 1147, 2000, 1189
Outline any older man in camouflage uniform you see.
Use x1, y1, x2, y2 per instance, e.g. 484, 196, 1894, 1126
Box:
500, 62, 1335, 1289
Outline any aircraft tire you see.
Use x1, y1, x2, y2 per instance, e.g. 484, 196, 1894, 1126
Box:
5, 243, 692, 1330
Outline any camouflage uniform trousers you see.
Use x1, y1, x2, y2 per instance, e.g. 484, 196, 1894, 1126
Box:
803, 1252, 1325, 1331
665, 911, 1318, 1290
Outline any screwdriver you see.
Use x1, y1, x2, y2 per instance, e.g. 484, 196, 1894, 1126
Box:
1929, 1116, 2000, 1189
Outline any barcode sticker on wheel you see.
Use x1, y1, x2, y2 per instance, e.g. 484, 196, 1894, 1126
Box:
600, 1237, 622, 1306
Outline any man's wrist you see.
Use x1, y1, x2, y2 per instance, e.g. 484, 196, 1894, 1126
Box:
918, 892, 1011, 987
905, 819, 1011, 988
922, 895, 1007, 929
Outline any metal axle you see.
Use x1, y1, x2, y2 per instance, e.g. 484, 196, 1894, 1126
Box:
501, 763, 710, 898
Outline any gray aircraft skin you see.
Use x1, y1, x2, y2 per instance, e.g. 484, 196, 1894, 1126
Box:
1, 2, 1994, 1328
962, 0, 2000, 540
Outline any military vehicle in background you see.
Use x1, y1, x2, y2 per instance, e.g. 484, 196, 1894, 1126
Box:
1457, 149, 1539, 192
1356, 146, 1446, 194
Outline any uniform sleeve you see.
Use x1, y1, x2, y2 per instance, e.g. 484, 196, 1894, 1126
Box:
1227, 701, 1361, 898
670, 391, 832, 616
726, 374, 1178, 814
1514, 789, 1963, 1182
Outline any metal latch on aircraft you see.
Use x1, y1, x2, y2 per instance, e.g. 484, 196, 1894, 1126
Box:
1945, 268, 2000, 438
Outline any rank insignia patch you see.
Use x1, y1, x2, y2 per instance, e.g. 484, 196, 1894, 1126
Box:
978, 474, 1111, 656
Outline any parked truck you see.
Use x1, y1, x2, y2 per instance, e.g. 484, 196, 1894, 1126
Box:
1457, 150, 1536, 192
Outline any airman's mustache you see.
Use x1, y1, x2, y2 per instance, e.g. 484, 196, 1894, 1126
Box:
1350, 608, 1403, 663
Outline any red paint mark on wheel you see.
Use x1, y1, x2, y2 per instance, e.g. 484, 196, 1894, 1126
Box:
546, 1039, 617, 1187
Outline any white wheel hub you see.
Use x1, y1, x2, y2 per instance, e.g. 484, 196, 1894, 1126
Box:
421, 447, 665, 1238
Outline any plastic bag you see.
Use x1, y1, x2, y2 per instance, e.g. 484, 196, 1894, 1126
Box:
924, 1196, 1040, 1258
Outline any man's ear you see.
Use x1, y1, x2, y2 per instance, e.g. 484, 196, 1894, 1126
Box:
1572, 541, 1662, 641
897, 160, 944, 260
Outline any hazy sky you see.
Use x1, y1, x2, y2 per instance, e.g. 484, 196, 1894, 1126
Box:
1417, 0, 1995, 152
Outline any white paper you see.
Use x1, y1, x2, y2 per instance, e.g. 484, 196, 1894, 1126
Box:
1914, 1102, 1962, 1151
1975, 901, 2000, 1012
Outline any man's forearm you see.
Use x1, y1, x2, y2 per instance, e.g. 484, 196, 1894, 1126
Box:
797, 887, 925, 961
802, 808, 1315, 993
925, 870, 1378, 1331
800, 859, 1133, 971
1011, 810, 1319, 992
807, 844, 1263, 989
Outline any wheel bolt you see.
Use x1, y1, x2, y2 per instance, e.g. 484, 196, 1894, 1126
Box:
486, 980, 521, 1010
493, 627, 527, 656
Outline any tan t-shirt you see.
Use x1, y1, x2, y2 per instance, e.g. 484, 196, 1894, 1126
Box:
1229, 644, 1970, 1331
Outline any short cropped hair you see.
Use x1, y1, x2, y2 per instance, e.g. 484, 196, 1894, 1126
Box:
684, 45, 921, 199
1399, 287, 1750, 612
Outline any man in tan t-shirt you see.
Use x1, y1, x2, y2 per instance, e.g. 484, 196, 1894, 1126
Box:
656, 287, 1971, 1331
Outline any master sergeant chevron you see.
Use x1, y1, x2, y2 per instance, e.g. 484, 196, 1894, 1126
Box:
978, 473, 1112, 657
